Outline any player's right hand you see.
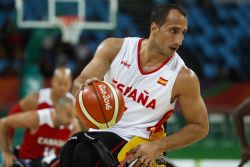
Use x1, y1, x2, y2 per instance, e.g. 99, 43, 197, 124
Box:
238, 147, 250, 167
2, 152, 16, 167
74, 77, 99, 97
84, 77, 99, 87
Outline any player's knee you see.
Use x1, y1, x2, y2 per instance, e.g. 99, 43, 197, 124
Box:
70, 142, 98, 167
60, 142, 73, 157
60, 141, 77, 167
74, 142, 96, 158
61, 134, 81, 154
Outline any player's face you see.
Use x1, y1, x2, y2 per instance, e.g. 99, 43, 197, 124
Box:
57, 104, 75, 126
52, 74, 72, 98
152, 9, 188, 57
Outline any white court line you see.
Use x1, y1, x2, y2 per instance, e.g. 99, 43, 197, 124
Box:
173, 159, 250, 167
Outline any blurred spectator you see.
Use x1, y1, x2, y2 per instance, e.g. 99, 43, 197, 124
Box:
233, 98, 250, 167
0, 0, 249, 81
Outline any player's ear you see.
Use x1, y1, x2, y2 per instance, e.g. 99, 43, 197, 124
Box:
150, 22, 159, 36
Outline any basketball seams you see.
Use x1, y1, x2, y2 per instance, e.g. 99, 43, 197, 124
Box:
105, 82, 119, 126
92, 81, 110, 128
78, 90, 107, 129
76, 81, 124, 129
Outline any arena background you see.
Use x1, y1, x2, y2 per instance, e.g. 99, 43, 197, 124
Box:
0, 0, 250, 166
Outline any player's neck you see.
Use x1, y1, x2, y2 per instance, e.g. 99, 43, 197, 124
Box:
51, 90, 60, 105
142, 40, 172, 65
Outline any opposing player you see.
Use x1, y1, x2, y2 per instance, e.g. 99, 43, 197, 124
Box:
7, 67, 89, 139
9, 67, 74, 115
233, 98, 250, 167
0, 96, 81, 167
61, 4, 209, 167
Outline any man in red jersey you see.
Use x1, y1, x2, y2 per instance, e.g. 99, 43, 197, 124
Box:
7, 67, 81, 145
9, 67, 74, 115
0, 96, 81, 167
3, 67, 78, 167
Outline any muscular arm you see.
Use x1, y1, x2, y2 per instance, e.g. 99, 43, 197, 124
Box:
9, 92, 39, 115
232, 98, 250, 148
155, 67, 209, 152
70, 118, 82, 136
0, 111, 39, 154
7, 92, 39, 145
71, 38, 124, 96
76, 117, 89, 132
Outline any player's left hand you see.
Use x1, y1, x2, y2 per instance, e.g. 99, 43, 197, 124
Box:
126, 141, 161, 167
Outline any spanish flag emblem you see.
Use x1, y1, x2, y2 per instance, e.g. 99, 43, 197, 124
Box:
157, 77, 168, 86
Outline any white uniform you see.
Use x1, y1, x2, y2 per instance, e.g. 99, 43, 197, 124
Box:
92, 37, 185, 140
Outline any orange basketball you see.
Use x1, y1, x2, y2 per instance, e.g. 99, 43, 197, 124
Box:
75, 81, 125, 129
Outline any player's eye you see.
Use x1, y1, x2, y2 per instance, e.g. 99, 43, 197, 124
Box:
170, 28, 178, 34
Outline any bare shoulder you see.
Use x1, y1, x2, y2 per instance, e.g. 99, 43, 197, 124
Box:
177, 66, 199, 83
95, 38, 125, 62
19, 92, 39, 110
101, 38, 124, 49
174, 66, 200, 96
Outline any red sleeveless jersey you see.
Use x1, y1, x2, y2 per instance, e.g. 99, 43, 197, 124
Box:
18, 109, 73, 160
36, 88, 75, 109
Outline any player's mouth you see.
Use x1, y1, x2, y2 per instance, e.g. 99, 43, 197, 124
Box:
169, 47, 177, 51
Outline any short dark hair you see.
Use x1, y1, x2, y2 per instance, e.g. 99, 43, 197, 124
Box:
150, 4, 188, 27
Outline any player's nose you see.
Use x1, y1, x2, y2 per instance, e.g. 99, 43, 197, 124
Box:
60, 85, 69, 93
174, 34, 184, 47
